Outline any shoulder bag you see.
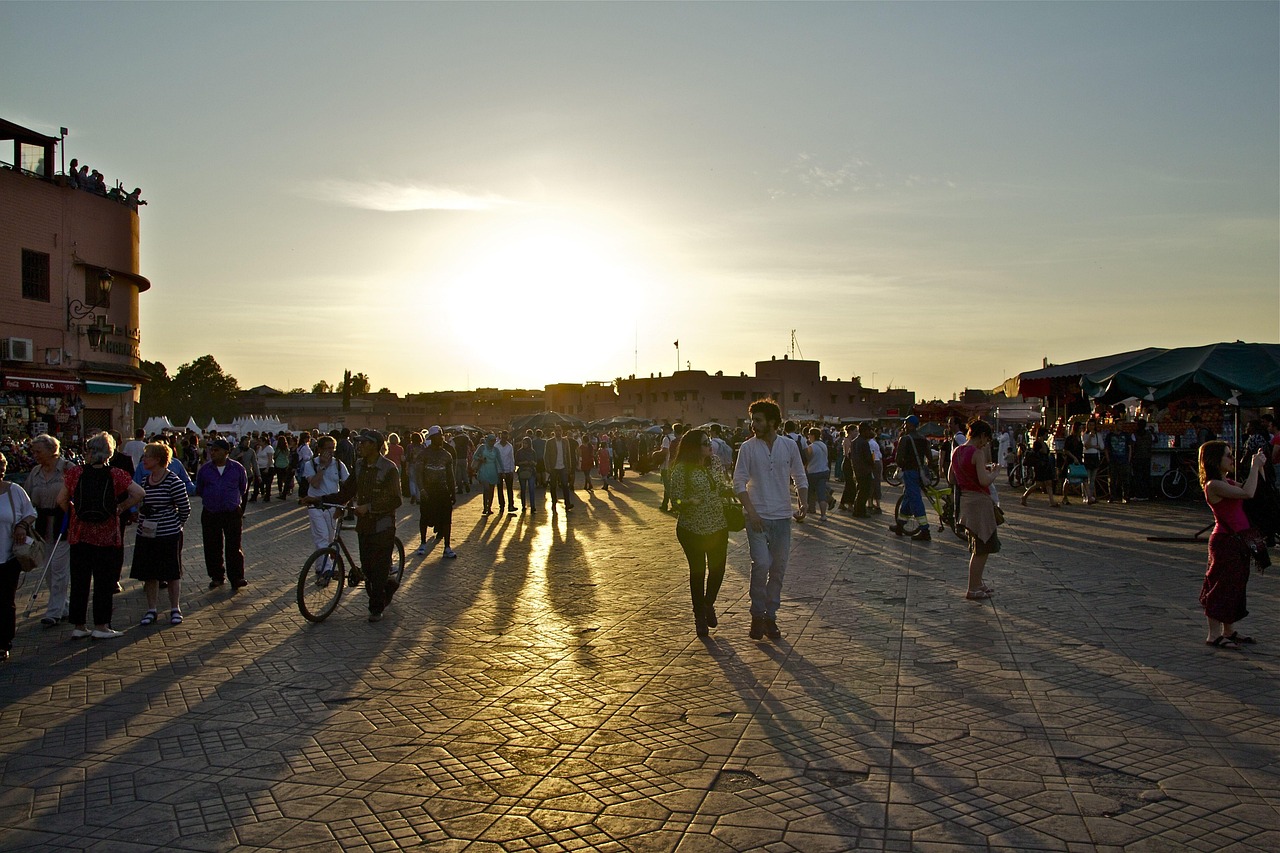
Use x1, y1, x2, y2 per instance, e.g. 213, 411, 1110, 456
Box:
7, 486, 44, 572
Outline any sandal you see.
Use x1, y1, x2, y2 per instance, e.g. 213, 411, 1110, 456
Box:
965, 589, 993, 601
169, 610, 184, 626
140, 610, 157, 626
1226, 632, 1257, 645
1206, 636, 1240, 650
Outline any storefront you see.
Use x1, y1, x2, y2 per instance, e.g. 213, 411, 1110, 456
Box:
0, 374, 85, 446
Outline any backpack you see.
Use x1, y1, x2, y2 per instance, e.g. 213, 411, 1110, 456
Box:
74, 465, 117, 523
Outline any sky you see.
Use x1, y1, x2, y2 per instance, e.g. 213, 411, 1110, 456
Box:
3, 1, 1277, 402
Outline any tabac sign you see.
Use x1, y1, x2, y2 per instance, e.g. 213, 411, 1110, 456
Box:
3, 375, 83, 393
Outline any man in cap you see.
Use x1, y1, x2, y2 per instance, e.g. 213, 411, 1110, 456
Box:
195, 438, 250, 589
889, 415, 933, 541
415, 426, 457, 559
338, 430, 403, 621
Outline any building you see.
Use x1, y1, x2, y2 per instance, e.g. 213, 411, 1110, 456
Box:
613, 355, 915, 426
1, 118, 150, 445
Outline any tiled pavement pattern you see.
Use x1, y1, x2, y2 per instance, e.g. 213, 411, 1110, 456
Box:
2, 474, 1278, 852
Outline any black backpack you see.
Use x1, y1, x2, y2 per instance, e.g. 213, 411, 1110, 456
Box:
74, 465, 117, 523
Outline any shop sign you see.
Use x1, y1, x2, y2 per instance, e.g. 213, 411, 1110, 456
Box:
2, 376, 82, 394
885, 408, 900, 417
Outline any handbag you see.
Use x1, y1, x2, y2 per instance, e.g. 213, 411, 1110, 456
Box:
723, 496, 746, 532
7, 487, 44, 572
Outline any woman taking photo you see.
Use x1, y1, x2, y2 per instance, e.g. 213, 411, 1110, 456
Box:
948, 419, 1001, 600
133, 442, 192, 626
26, 435, 72, 626
668, 428, 730, 637
1199, 441, 1269, 650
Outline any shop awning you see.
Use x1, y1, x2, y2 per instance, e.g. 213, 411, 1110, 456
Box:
1082, 342, 1280, 406
2, 375, 82, 393
84, 380, 135, 395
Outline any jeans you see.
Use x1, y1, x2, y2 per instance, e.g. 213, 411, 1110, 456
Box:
358, 528, 395, 614
519, 475, 538, 509
676, 526, 728, 613
853, 468, 875, 515
746, 517, 792, 619
201, 509, 245, 582
902, 470, 926, 518
806, 472, 829, 513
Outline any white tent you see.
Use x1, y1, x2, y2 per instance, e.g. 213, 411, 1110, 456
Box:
142, 416, 176, 435
185, 416, 200, 433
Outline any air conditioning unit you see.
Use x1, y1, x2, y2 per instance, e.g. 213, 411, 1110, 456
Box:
2, 338, 34, 362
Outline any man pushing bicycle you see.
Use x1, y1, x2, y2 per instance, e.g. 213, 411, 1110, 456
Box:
338, 430, 402, 623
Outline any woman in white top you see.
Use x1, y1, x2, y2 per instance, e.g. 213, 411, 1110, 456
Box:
869, 432, 884, 514
804, 428, 830, 521
1, 453, 38, 662
299, 436, 350, 576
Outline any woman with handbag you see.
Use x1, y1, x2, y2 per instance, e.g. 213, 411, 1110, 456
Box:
1199, 441, 1269, 650
948, 419, 1001, 601
668, 428, 730, 638
1, 452, 38, 661
26, 435, 72, 626
132, 443, 192, 627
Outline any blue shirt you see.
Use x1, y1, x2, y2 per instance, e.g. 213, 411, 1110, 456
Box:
195, 459, 248, 512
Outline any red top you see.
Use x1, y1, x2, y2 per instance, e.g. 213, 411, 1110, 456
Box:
64, 466, 133, 547
1207, 479, 1249, 534
951, 444, 985, 493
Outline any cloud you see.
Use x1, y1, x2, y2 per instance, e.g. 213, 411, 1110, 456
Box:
768, 153, 955, 199
305, 180, 517, 212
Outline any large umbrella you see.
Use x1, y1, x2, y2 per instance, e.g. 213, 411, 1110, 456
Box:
511, 411, 587, 432
589, 415, 650, 429
442, 424, 482, 434
1082, 342, 1280, 406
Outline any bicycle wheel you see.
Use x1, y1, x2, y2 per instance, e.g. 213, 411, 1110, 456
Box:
388, 537, 406, 588
941, 495, 967, 540
885, 463, 903, 487
298, 547, 345, 623
893, 495, 920, 535
1161, 468, 1189, 501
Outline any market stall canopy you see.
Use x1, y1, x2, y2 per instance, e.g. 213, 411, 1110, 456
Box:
142, 416, 176, 435
1081, 342, 1280, 406
1001, 348, 1165, 399
510, 411, 586, 432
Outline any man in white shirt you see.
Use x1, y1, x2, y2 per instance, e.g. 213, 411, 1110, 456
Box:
496, 430, 517, 514
733, 400, 809, 641
121, 429, 147, 470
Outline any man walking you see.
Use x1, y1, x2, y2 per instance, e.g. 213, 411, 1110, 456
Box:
496, 430, 517, 514
733, 400, 808, 641
543, 425, 576, 512
195, 438, 249, 590
415, 426, 458, 559
339, 430, 403, 622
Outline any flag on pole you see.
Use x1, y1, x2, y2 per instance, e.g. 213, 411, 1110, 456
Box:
673, 340, 679, 348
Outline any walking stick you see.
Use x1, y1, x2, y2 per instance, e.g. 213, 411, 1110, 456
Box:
23, 514, 68, 618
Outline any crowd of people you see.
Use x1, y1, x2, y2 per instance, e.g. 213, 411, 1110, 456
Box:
64, 157, 146, 209
3, 404, 1279, 661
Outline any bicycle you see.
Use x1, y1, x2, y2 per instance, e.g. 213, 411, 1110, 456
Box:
893, 478, 966, 540
1160, 450, 1202, 501
297, 503, 406, 623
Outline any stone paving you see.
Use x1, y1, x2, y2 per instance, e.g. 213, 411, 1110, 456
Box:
1, 473, 1278, 852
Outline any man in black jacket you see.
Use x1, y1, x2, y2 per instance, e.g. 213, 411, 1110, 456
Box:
340, 430, 402, 622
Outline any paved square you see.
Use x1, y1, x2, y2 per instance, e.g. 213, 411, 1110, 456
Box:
2, 476, 1277, 851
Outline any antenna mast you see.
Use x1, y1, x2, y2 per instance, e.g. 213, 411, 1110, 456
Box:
790, 330, 804, 360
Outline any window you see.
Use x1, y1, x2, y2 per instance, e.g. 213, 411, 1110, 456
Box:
792, 393, 800, 403
674, 391, 687, 402
830, 395, 837, 404
21, 250, 50, 301
722, 391, 735, 400
734, 391, 745, 400
84, 267, 111, 309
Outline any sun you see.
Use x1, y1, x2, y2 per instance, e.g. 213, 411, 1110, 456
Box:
431, 217, 659, 386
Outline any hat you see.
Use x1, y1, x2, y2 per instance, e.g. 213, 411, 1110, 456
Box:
354, 429, 385, 445
904, 415, 920, 427
209, 438, 232, 450
426, 425, 442, 437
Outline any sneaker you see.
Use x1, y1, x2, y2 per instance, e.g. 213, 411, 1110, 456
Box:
749, 617, 765, 640
910, 529, 932, 542
70, 628, 92, 639
208, 579, 225, 590
368, 610, 384, 623
91, 628, 124, 640
508, 508, 517, 515
415, 543, 428, 556
763, 619, 781, 640
443, 547, 457, 559
231, 578, 248, 590
40, 616, 59, 628
703, 605, 718, 629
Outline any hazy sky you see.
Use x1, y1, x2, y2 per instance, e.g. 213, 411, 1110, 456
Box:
4, 1, 1277, 400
